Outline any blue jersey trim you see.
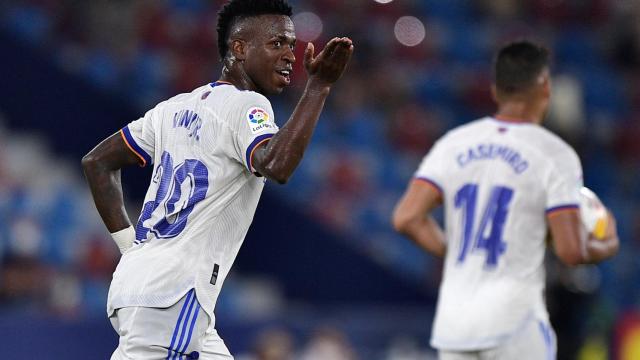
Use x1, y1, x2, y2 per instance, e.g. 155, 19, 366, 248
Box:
209, 81, 232, 88
167, 290, 194, 359
414, 176, 444, 195
545, 204, 579, 214
538, 321, 556, 360
245, 133, 275, 172
172, 292, 198, 360
179, 302, 201, 356
121, 126, 152, 166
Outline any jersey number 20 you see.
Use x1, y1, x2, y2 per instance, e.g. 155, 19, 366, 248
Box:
136, 151, 209, 241
454, 183, 514, 267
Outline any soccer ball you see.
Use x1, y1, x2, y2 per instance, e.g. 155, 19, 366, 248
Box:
579, 187, 608, 240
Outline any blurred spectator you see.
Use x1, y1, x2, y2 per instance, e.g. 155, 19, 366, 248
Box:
388, 103, 444, 156
299, 327, 356, 360
547, 74, 586, 138
613, 310, 640, 360
250, 327, 296, 360
0, 118, 115, 315
385, 336, 434, 360
0, 254, 49, 310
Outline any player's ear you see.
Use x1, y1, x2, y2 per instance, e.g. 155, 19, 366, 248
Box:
490, 84, 499, 103
230, 39, 247, 62
541, 75, 551, 98
538, 68, 551, 99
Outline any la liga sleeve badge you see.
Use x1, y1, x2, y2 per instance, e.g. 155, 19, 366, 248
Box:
246, 107, 275, 134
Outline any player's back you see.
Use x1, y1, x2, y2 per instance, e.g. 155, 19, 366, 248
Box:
109, 82, 279, 321
415, 117, 582, 350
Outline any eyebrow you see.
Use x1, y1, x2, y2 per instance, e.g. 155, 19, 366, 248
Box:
271, 34, 296, 45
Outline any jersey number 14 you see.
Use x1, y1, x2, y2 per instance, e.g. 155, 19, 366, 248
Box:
454, 183, 514, 267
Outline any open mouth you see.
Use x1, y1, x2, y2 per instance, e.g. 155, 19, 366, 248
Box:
276, 69, 291, 84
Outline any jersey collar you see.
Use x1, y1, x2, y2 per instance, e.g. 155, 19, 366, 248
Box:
491, 114, 534, 125
210, 80, 232, 88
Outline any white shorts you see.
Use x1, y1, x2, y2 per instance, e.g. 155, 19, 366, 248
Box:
439, 318, 556, 360
109, 289, 233, 360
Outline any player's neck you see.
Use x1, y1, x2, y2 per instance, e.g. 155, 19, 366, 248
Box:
495, 102, 544, 124
219, 67, 259, 93
218, 75, 252, 92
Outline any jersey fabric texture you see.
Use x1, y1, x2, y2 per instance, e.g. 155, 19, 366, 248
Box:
414, 117, 582, 351
438, 316, 556, 360
109, 289, 233, 360
107, 82, 279, 327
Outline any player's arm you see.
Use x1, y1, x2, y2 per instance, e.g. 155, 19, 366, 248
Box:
81, 132, 140, 253
392, 179, 446, 258
252, 37, 353, 184
547, 208, 619, 265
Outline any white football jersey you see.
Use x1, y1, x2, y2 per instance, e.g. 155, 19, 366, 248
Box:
415, 117, 582, 350
107, 81, 279, 324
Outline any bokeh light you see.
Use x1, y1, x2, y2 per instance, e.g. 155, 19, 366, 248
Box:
394, 16, 425, 47
292, 11, 323, 42
373, 0, 394, 3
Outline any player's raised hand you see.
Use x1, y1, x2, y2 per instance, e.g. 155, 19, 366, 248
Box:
304, 37, 354, 87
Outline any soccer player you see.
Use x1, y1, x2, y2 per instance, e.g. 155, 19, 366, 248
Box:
392, 40, 618, 360
81, 0, 353, 358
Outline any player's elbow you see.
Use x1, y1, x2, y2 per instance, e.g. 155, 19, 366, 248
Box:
252, 147, 304, 185
262, 170, 290, 184
272, 176, 289, 185
392, 210, 414, 235
260, 163, 292, 184
81, 150, 111, 176
271, 172, 290, 184
81, 152, 98, 172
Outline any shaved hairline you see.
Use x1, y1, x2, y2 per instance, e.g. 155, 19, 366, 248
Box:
227, 14, 291, 43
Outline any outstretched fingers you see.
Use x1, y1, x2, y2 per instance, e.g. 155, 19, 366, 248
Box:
306, 36, 354, 85
303, 42, 315, 69
330, 38, 354, 66
316, 37, 340, 60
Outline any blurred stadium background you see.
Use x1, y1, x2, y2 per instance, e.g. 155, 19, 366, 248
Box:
0, 0, 639, 359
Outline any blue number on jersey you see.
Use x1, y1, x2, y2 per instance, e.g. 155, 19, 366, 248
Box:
135, 151, 209, 241
454, 183, 513, 267
454, 183, 478, 263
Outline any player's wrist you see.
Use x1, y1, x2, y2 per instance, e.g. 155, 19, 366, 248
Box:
111, 226, 135, 254
305, 78, 332, 95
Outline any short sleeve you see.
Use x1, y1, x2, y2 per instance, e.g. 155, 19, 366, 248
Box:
230, 92, 279, 174
544, 146, 583, 214
413, 139, 447, 195
120, 108, 155, 167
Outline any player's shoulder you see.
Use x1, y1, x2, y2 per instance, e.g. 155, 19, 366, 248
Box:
437, 117, 493, 145
226, 87, 272, 110
203, 84, 270, 118
525, 123, 578, 159
205, 82, 266, 104
200, 84, 275, 133
504, 122, 581, 174
160, 83, 263, 107
170, 84, 211, 102
146, 85, 210, 116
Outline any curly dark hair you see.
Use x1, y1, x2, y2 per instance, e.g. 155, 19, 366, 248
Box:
217, 0, 293, 60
